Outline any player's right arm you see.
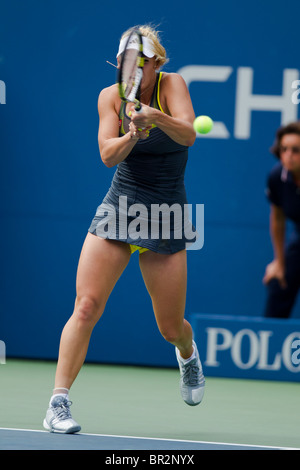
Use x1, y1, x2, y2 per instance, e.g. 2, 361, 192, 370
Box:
98, 86, 149, 167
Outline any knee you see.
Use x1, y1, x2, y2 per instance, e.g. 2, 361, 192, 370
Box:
159, 326, 183, 345
75, 295, 104, 327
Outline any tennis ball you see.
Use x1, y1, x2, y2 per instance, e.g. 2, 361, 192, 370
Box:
193, 115, 213, 134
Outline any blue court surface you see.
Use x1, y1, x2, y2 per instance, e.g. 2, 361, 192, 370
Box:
1, 428, 296, 450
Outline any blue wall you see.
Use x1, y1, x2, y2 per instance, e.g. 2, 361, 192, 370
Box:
1, 0, 299, 366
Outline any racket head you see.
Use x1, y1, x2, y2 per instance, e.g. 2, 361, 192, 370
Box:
118, 29, 144, 110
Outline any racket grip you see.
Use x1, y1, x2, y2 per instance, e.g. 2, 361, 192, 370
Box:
130, 104, 144, 131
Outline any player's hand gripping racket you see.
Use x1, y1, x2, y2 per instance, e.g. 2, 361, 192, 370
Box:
118, 29, 144, 112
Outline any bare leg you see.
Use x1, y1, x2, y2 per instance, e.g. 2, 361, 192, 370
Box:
139, 249, 193, 359
54, 234, 131, 391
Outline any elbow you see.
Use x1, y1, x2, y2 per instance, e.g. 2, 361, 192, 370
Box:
100, 149, 115, 168
186, 131, 196, 147
99, 141, 115, 168
101, 156, 115, 168
187, 137, 196, 147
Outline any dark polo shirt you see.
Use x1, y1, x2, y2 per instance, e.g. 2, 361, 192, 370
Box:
266, 162, 300, 240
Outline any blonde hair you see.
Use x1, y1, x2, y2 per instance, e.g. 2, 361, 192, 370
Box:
121, 25, 168, 69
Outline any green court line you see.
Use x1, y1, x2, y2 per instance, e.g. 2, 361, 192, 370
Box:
0, 359, 299, 449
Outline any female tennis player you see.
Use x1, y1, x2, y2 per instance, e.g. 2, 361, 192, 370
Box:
43, 25, 205, 434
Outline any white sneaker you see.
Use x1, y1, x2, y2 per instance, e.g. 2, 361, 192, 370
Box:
176, 340, 205, 406
43, 395, 81, 433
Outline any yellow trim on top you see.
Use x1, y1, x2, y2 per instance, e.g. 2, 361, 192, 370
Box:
157, 72, 165, 113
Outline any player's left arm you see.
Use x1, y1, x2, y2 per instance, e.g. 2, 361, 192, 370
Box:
131, 73, 196, 147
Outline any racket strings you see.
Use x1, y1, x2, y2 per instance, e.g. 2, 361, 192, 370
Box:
121, 51, 140, 99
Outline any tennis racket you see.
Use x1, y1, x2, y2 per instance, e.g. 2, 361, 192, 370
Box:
118, 29, 144, 111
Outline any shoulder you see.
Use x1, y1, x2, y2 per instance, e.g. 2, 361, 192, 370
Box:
268, 162, 283, 183
97, 84, 120, 114
98, 84, 119, 105
266, 162, 284, 206
159, 72, 191, 114
160, 72, 187, 89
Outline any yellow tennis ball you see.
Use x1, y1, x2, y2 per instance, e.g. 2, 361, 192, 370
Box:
193, 115, 213, 134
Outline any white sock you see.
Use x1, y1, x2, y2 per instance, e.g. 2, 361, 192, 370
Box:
50, 388, 69, 406
50, 393, 69, 406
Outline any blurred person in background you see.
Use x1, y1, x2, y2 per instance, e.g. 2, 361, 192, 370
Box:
263, 122, 300, 318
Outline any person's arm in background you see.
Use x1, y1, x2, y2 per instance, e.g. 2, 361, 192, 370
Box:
263, 204, 287, 288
